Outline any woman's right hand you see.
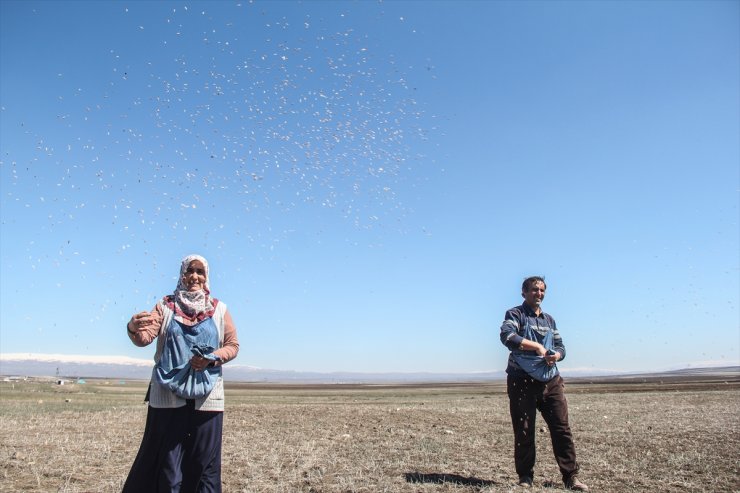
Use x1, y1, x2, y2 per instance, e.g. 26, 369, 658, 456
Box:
128, 312, 154, 332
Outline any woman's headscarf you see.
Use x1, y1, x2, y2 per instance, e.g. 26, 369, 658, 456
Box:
164, 254, 218, 323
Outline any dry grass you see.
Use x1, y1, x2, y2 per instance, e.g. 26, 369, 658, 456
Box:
1, 379, 738, 492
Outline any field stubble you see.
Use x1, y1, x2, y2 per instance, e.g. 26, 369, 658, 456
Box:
0, 380, 738, 492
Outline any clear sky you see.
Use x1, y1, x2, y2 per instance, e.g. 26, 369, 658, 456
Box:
1, 0, 738, 374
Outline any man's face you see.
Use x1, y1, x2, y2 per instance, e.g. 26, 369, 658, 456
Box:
522, 281, 546, 309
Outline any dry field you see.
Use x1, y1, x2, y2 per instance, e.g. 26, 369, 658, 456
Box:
1, 377, 738, 493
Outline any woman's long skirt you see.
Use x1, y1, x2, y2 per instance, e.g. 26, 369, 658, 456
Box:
123, 400, 223, 493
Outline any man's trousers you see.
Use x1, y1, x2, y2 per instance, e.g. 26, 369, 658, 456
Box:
507, 374, 580, 481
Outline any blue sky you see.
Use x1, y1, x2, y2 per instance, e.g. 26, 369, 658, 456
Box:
1, 0, 738, 374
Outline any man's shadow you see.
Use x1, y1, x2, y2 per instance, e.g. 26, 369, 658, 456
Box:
404, 472, 497, 488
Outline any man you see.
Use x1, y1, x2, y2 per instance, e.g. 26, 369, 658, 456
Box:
500, 276, 588, 491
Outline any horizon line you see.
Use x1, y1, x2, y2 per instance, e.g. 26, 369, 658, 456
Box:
1, 352, 739, 376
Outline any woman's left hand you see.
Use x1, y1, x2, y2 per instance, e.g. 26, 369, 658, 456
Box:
189, 355, 211, 371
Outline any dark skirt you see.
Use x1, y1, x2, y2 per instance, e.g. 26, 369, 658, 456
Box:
123, 400, 223, 493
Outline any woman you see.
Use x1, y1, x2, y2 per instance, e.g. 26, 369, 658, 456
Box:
123, 254, 239, 493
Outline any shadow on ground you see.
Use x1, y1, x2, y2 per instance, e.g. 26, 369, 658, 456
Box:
404, 472, 497, 487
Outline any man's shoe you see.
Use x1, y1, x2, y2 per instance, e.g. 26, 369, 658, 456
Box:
517, 476, 533, 488
564, 476, 589, 491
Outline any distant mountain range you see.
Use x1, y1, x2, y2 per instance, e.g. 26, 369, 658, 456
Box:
1, 353, 738, 384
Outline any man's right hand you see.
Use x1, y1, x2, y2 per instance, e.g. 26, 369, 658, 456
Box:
519, 339, 549, 357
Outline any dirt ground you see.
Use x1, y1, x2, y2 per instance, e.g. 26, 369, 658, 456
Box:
0, 378, 738, 492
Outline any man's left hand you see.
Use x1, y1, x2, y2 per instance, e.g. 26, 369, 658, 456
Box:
545, 352, 561, 366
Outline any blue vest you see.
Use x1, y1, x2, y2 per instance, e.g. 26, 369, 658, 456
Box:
154, 316, 221, 399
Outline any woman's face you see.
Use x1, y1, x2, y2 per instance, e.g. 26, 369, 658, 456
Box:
183, 260, 207, 292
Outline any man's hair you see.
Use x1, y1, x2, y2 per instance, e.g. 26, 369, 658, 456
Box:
522, 276, 546, 293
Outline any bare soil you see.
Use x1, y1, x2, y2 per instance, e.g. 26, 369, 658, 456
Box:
1, 377, 738, 492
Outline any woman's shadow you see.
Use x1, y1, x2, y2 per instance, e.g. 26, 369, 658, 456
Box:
404, 472, 497, 488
